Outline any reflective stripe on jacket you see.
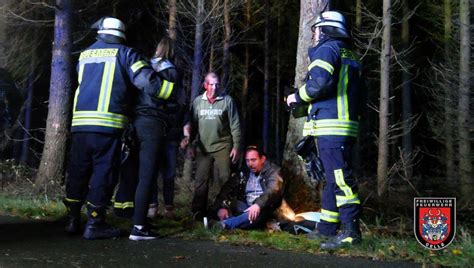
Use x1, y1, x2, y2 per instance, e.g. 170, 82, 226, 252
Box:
295, 37, 363, 140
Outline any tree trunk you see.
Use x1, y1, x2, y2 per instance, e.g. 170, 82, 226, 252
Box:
377, 0, 391, 197
208, 0, 218, 73
458, 0, 471, 201
20, 69, 34, 165
222, 0, 231, 90
263, 0, 270, 154
444, 0, 455, 180
168, 0, 177, 41
355, 0, 362, 31
401, 0, 412, 179
36, 0, 73, 193
283, 0, 330, 209
241, 0, 251, 147
191, 0, 205, 101
275, 1, 281, 163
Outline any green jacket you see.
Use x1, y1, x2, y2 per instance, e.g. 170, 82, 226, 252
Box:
191, 93, 241, 153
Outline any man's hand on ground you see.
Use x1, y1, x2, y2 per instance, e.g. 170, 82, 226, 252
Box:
244, 204, 260, 223
229, 148, 239, 164
217, 208, 229, 220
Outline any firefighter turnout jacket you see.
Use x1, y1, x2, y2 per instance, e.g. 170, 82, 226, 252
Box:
71, 39, 172, 134
295, 36, 362, 141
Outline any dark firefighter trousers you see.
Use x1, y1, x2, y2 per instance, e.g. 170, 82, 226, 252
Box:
66, 132, 121, 207
316, 138, 361, 236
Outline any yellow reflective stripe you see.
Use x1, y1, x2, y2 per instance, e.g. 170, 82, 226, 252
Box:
314, 119, 358, 129
98, 62, 115, 112
320, 209, 340, 223
334, 169, 354, 197
114, 202, 134, 209
308, 59, 334, 75
65, 198, 82, 203
73, 111, 127, 122
340, 48, 359, 61
336, 194, 361, 207
73, 87, 80, 113
131, 60, 148, 73
71, 118, 126, 129
73, 65, 85, 113
302, 119, 359, 137
298, 84, 312, 102
302, 121, 314, 136
321, 209, 339, 217
313, 129, 358, 136
337, 64, 349, 120
157, 80, 175, 99
104, 62, 115, 112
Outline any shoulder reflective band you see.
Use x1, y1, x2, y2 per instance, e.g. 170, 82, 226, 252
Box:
156, 80, 175, 100
308, 59, 334, 75
131, 60, 148, 73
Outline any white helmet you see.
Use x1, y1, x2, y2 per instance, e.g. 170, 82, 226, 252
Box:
309, 11, 349, 38
92, 17, 126, 40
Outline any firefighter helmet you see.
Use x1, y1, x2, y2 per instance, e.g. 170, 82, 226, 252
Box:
91, 17, 126, 40
309, 11, 349, 38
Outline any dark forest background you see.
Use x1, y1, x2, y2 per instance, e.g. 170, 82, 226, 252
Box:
0, 0, 472, 226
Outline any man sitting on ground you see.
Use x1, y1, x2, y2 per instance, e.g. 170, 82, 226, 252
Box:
210, 145, 284, 230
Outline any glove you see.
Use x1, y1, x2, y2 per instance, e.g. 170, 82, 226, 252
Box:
304, 157, 325, 182
294, 136, 326, 182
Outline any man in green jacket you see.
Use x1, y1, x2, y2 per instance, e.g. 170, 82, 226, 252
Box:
184, 72, 241, 220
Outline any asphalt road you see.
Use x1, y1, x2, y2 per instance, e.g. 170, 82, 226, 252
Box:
0, 216, 420, 267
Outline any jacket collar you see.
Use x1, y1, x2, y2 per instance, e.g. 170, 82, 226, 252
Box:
201, 93, 224, 101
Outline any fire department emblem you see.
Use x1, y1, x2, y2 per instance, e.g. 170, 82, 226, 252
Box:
414, 197, 455, 250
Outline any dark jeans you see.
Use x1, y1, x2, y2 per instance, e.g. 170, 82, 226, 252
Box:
150, 142, 177, 206
191, 146, 231, 214
223, 200, 273, 230
132, 116, 166, 225
66, 132, 121, 207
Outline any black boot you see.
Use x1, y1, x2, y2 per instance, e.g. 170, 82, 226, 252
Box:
83, 205, 121, 240
306, 229, 335, 240
63, 199, 82, 234
320, 220, 361, 250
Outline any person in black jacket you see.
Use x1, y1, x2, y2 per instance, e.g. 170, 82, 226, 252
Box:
112, 37, 184, 241
210, 145, 284, 230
